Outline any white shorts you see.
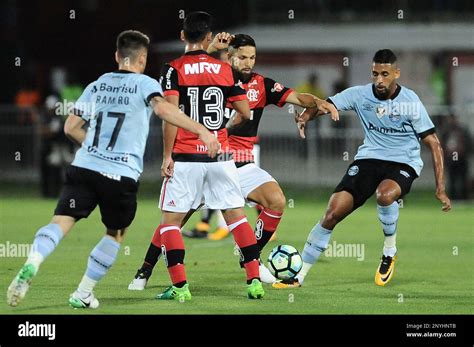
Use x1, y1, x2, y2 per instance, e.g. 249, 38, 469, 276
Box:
159, 160, 245, 213
237, 163, 276, 199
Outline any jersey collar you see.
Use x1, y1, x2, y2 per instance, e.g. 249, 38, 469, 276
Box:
114, 69, 135, 74
372, 84, 401, 101
184, 50, 208, 56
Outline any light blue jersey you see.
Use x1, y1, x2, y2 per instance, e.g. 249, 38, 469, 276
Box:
71, 71, 163, 181
329, 83, 435, 176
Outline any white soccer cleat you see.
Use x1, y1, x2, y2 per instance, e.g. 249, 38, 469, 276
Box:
7, 263, 37, 307
128, 277, 147, 291
68, 290, 100, 309
259, 262, 277, 284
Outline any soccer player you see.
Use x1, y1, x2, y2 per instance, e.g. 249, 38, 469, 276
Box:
6, 30, 219, 308
131, 12, 267, 300
128, 33, 338, 288
274, 49, 451, 288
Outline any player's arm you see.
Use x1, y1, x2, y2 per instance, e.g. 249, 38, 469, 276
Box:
207, 32, 233, 55
285, 91, 339, 121
150, 96, 219, 159
160, 94, 179, 177
64, 115, 86, 145
226, 99, 251, 131
294, 86, 361, 139
422, 132, 451, 212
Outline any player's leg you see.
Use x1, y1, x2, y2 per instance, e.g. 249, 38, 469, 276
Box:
274, 160, 379, 288
206, 160, 264, 299
245, 180, 285, 283
247, 180, 285, 252
155, 211, 192, 301
69, 172, 138, 308
291, 191, 354, 286
155, 162, 205, 300
129, 163, 200, 292
374, 163, 417, 286
222, 208, 264, 299
7, 215, 76, 307
7, 166, 97, 307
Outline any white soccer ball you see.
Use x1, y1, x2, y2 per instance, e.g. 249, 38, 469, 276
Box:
267, 244, 303, 280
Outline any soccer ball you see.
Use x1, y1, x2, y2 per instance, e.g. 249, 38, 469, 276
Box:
267, 245, 303, 280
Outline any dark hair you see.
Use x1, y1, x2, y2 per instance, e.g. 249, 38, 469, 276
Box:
229, 34, 256, 49
183, 11, 213, 43
373, 49, 397, 64
116, 30, 150, 60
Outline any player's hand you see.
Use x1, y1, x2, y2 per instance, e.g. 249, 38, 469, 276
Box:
294, 109, 312, 139
315, 98, 339, 121
435, 189, 452, 212
161, 156, 174, 178
199, 130, 220, 158
208, 32, 234, 53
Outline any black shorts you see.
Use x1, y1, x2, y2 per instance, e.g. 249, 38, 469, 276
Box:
54, 166, 139, 230
334, 159, 418, 210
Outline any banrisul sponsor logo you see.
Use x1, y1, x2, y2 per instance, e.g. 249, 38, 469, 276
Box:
18, 321, 56, 340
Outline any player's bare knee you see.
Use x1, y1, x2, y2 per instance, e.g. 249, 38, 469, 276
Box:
376, 190, 396, 206
267, 191, 286, 212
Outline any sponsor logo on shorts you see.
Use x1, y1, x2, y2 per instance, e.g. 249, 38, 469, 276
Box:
399, 170, 410, 178
255, 219, 264, 240
348, 165, 359, 176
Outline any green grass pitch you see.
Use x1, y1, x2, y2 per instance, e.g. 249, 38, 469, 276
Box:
0, 189, 472, 314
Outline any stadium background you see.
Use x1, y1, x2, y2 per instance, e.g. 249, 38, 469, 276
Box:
1, 0, 473, 191
0, 0, 473, 318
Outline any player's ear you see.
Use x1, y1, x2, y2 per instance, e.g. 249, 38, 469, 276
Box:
394, 67, 401, 80
180, 30, 185, 42
115, 51, 120, 64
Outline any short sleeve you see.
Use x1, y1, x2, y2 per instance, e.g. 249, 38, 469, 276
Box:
263, 77, 292, 107
72, 82, 96, 121
160, 64, 179, 97
327, 86, 361, 111
410, 95, 435, 138
141, 76, 163, 106
227, 74, 247, 103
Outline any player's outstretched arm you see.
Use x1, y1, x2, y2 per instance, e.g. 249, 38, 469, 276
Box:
285, 92, 339, 121
64, 115, 87, 145
151, 96, 219, 158
422, 133, 451, 212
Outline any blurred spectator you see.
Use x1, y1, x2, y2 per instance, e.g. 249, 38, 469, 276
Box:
430, 54, 447, 105
296, 72, 326, 99
39, 95, 74, 198
60, 73, 83, 108
441, 114, 471, 200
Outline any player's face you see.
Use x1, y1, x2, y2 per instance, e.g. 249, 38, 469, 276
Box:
230, 46, 256, 80
371, 63, 400, 98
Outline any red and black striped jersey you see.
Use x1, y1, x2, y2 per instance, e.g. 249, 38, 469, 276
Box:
160, 50, 247, 159
226, 72, 293, 163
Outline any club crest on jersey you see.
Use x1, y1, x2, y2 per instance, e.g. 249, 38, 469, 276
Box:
271, 82, 284, 92
348, 165, 359, 176
184, 62, 221, 75
247, 89, 259, 102
375, 105, 386, 118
